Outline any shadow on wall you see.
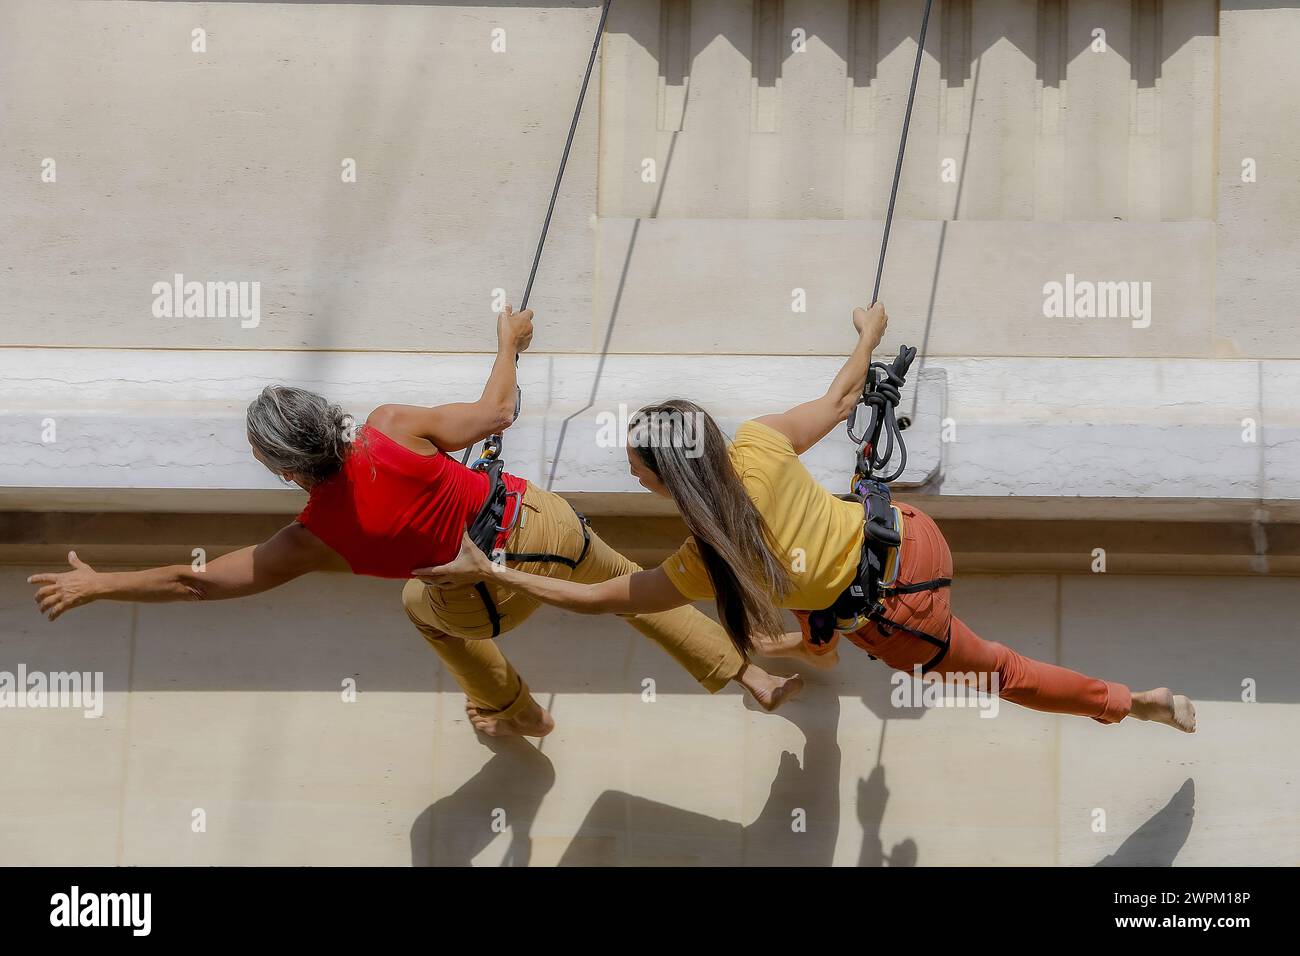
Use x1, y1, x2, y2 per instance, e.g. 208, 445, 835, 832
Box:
410, 735, 557, 867
9, 570, 1295, 701
544, 50, 690, 490
856, 668, 925, 866
406, 671, 1196, 866
185, 0, 1221, 86
409, 687, 923, 866
1094, 778, 1195, 867
557, 693, 847, 865
603, 0, 1219, 95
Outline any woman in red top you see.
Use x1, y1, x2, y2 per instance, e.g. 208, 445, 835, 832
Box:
28, 307, 797, 738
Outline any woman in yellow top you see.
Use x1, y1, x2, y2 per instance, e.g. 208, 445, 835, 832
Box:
419, 304, 1195, 733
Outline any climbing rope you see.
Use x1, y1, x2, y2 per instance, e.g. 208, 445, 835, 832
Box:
848, 345, 917, 486
850, 0, 935, 487
464, 0, 615, 468
869, 0, 935, 308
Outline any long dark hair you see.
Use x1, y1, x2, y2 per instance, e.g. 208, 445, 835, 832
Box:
629, 400, 791, 655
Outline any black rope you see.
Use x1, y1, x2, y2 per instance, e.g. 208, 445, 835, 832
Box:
465, 0, 614, 468
848, 345, 916, 485
852, 0, 934, 485
870, 0, 934, 306
521, 0, 613, 313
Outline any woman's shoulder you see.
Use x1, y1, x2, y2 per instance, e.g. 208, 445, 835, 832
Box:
354, 421, 448, 467
734, 419, 797, 456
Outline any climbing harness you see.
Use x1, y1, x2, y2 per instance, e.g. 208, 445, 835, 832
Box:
809, 348, 953, 669
463, 458, 594, 637
804, 343, 949, 655
806, 0, 950, 668
462, 0, 615, 472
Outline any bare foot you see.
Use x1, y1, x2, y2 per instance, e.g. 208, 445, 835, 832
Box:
465, 697, 555, 738
757, 630, 840, 671
738, 663, 805, 712
1129, 687, 1196, 733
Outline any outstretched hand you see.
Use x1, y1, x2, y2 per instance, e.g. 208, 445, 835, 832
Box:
28, 551, 101, 621
413, 532, 499, 588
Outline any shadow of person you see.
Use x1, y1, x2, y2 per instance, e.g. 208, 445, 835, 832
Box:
850, 656, 924, 866
1094, 778, 1196, 867
557, 693, 842, 866
854, 653, 930, 725
857, 764, 919, 867
410, 736, 556, 867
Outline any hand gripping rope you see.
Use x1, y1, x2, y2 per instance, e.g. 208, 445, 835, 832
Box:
464, 0, 615, 470
811, 0, 948, 666
459, 1, 615, 639
848, 0, 934, 490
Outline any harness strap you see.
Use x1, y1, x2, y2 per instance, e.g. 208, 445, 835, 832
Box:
879, 577, 951, 597
869, 611, 947, 650
464, 460, 512, 638
506, 551, 578, 568
474, 582, 503, 639
918, 622, 953, 672
466, 459, 511, 553
870, 613, 953, 673
505, 505, 592, 568
464, 469, 593, 635
505, 534, 585, 567
808, 485, 951, 647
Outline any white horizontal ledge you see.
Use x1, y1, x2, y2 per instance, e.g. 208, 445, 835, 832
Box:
1, 349, 1297, 506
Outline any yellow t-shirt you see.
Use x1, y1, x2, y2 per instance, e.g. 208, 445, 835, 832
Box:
659, 420, 866, 610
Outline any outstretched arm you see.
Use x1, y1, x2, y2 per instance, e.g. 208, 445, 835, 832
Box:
413, 532, 690, 616
754, 303, 887, 454
27, 522, 345, 621
368, 305, 534, 453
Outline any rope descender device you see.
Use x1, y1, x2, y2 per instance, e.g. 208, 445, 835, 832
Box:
847, 344, 917, 490
846, 0, 932, 490
807, 342, 925, 646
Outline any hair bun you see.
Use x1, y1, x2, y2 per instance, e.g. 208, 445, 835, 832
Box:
333, 409, 356, 446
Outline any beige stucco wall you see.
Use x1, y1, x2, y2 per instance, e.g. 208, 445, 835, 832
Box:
0, 0, 1290, 358
2, 1, 1298, 865
4, 0, 1299, 510
1, 563, 1294, 866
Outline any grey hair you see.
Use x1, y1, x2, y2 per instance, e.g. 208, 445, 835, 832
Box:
246, 385, 355, 484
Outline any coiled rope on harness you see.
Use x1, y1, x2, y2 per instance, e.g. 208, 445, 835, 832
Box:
847, 345, 916, 487
808, 0, 950, 667
462, 0, 615, 471
848, 0, 935, 491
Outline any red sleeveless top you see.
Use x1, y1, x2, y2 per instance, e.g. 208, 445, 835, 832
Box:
296, 425, 527, 579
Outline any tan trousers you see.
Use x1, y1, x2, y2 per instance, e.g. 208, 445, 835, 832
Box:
402, 482, 745, 720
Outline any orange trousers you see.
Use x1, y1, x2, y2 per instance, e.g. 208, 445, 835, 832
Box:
796, 502, 1132, 724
